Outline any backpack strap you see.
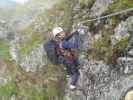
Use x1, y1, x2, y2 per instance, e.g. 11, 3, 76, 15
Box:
54, 41, 64, 56
53, 40, 77, 62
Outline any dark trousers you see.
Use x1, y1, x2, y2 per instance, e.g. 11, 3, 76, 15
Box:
63, 60, 80, 86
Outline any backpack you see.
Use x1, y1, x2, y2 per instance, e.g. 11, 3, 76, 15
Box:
44, 31, 80, 65
44, 40, 59, 65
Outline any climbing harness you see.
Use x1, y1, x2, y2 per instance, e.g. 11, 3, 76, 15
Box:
80, 7, 133, 24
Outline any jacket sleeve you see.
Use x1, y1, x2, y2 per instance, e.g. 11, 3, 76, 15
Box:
62, 31, 80, 49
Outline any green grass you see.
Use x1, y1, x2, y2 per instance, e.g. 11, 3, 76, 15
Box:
0, 39, 10, 60
89, 33, 129, 64
16, 85, 44, 100
107, 0, 133, 13
0, 80, 16, 97
20, 33, 42, 56
0, 59, 18, 98
114, 35, 129, 50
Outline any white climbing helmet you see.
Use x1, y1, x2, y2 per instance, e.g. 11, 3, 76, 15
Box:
52, 27, 63, 37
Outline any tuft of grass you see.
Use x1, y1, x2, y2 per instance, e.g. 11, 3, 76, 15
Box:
0, 81, 16, 97
114, 35, 129, 50
0, 39, 10, 60
107, 0, 133, 13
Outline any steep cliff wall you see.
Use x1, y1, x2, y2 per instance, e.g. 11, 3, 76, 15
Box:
0, 0, 133, 99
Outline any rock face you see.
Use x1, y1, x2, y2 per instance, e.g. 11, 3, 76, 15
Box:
128, 49, 133, 57
90, 0, 113, 17
1, 0, 133, 99
110, 16, 133, 46
113, 16, 133, 41
117, 57, 133, 75
0, 21, 14, 40
64, 60, 133, 100
20, 44, 46, 72
0, 31, 7, 39
9, 34, 20, 62
64, 1, 133, 99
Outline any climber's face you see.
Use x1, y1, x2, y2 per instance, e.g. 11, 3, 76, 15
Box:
57, 31, 66, 40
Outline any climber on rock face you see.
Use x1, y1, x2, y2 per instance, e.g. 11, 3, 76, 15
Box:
52, 27, 82, 90
53, 27, 84, 90
44, 26, 85, 90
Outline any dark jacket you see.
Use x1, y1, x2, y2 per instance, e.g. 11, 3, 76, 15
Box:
62, 31, 79, 49
56, 31, 80, 65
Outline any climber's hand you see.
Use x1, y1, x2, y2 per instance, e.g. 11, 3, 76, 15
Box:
77, 23, 86, 35
77, 28, 85, 35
